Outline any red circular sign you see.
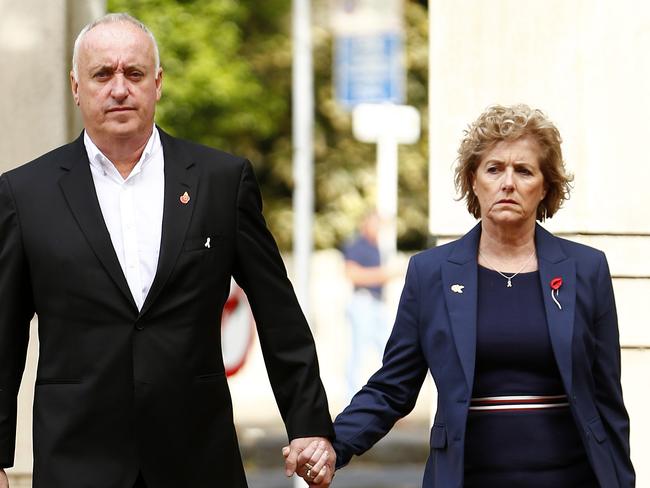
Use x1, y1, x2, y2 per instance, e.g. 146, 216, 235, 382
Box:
221, 283, 255, 376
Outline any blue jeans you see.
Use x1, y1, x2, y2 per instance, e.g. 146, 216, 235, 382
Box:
346, 290, 390, 400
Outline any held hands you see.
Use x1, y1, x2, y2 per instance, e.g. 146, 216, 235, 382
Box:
283, 437, 336, 487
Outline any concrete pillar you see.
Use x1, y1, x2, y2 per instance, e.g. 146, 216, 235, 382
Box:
0, 0, 104, 174
0, 0, 105, 479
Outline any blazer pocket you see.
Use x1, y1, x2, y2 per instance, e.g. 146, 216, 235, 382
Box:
194, 371, 226, 383
35, 378, 82, 386
430, 423, 447, 449
183, 235, 222, 252
587, 417, 608, 443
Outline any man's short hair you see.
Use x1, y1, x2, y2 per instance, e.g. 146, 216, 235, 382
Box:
71, 12, 161, 79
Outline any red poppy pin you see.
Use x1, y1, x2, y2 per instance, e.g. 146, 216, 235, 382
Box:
550, 277, 562, 310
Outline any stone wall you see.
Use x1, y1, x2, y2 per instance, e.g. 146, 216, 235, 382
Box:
428, 1, 650, 484
0, 0, 105, 478
0, 0, 104, 173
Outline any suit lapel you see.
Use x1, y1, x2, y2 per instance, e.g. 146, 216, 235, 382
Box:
58, 134, 138, 311
140, 129, 198, 316
442, 223, 481, 392
536, 225, 576, 394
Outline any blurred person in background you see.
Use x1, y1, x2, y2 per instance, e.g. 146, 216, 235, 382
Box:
293, 104, 634, 487
341, 211, 397, 400
0, 13, 335, 488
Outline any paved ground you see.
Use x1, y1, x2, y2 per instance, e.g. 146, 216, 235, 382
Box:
8, 422, 429, 488
247, 465, 423, 488
241, 421, 428, 488
9, 467, 423, 488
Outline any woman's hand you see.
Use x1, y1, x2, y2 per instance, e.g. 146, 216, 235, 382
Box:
283, 438, 335, 487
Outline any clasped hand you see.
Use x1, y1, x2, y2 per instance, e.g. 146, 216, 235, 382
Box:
282, 437, 336, 487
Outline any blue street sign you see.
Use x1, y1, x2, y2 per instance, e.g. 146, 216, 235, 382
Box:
334, 32, 405, 109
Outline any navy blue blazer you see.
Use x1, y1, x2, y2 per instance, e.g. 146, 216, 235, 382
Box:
333, 223, 634, 487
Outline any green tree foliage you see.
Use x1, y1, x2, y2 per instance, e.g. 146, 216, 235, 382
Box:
107, 0, 429, 250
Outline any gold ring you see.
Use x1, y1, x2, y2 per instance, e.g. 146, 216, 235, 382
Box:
306, 468, 313, 479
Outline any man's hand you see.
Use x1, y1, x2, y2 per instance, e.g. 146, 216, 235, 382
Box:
282, 437, 335, 487
0, 468, 9, 488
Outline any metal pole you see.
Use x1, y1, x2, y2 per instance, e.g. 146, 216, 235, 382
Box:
292, 0, 314, 314
376, 132, 399, 261
292, 1, 313, 484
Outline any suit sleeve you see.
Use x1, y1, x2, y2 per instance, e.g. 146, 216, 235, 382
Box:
592, 253, 635, 486
231, 160, 333, 440
0, 174, 34, 468
333, 256, 428, 468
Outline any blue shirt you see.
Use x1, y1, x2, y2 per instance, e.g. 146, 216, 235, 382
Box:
342, 235, 382, 299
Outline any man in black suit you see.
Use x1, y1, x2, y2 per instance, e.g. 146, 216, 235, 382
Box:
0, 13, 334, 488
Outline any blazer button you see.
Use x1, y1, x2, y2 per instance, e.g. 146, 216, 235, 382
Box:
135, 322, 144, 331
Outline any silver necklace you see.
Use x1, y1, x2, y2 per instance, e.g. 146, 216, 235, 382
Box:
478, 248, 536, 288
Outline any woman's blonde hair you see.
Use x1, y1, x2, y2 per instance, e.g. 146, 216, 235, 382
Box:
454, 104, 573, 220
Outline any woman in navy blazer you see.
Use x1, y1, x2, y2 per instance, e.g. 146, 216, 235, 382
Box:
294, 105, 634, 487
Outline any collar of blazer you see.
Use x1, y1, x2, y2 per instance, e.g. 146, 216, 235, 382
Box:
442, 222, 576, 396
58, 126, 199, 318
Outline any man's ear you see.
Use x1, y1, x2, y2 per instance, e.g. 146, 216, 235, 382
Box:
70, 71, 80, 106
155, 67, 163, 101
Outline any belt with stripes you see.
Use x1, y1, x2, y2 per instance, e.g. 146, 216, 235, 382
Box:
469, 394, 569, 412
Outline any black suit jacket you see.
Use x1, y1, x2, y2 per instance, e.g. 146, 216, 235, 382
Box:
0, 129, 334, 488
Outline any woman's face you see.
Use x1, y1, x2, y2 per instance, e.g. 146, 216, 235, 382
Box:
472, 136, 546, 229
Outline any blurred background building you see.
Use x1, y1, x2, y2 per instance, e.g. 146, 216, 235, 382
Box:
1, 0, 647, 486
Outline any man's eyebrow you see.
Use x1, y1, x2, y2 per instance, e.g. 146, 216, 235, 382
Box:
88, 63, 148, 73
89, 64, 115, 73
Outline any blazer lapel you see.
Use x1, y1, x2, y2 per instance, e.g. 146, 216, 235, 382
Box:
58, 134, 138, 311
535, 224, 576, 395
442, 223, 481, 392
140, 129, 198, 316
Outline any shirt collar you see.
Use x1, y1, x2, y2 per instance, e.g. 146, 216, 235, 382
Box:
84, 126, 160, 180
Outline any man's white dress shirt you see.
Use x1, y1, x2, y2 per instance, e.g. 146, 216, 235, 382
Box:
84, 127, 164, 311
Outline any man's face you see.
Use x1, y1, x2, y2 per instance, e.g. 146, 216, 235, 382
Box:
70, 22, 162, 143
